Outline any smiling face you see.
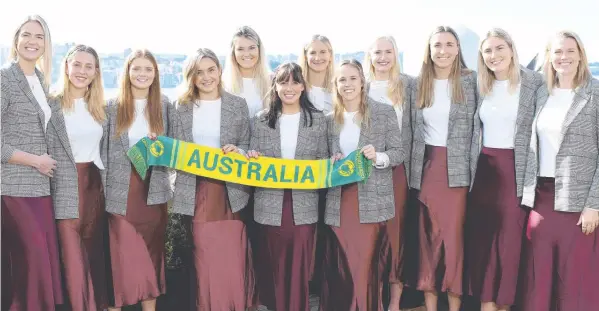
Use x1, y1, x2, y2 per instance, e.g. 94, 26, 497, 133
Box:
550, 37, 581, 77
370, 38, 396, 74
66, 51, 97, 91
129, 57, 155, 90
276, 74, 304, 107
194, 57, 221, 98
16, 21, 45, 63
234, 36, 260, 70
336, 64, 363, 102
306, 40, 331, 73
429, 32, 459, 71
481, 36, 513, 77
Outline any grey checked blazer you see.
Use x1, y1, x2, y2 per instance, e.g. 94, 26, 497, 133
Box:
1, 61, 51, 197
470, 67, 544, 196
410, 71, 478, 190
366, 74, 414, 184
250, 108, 328, 226
325, 99, 402, 227
101, 96, 174, 215
171, 91, 251, 216
522, 78, 599, 212
46, 97, 106, 219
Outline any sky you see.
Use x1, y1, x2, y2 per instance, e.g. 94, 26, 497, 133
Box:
2, 0, 598, 71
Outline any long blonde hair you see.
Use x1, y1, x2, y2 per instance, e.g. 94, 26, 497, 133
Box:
177, 48, 223, 104
364, 36, 405, 108
417, 26, 471, 109
543, 31, 591, 92
10, 15, 53, 87
52, 44, 105, 123
223, 26, 270, 102
332, 59, 370, 129
477, 28, 521, 97
115, 49, 164, 137
299, 35, 335, 92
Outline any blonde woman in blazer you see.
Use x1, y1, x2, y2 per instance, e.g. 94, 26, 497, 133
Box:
520, 31, 599, 311
1, 15, 64, 310
101, 49, 173, 311
47, 44, 109, 311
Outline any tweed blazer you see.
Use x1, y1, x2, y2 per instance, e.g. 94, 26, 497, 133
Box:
470, 67, 544, 196
171, 91, 251, 216
101, 96, 174, 215
410, 71, 478, 190
325, 99, 402, 227
250, 108, 328, 226
46, 97, 106, 219
366, 73, 414, 184
1, 61, 51, 197
522, 78, 599, 212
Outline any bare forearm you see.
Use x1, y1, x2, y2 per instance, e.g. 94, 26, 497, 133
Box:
7, 150, 40, 169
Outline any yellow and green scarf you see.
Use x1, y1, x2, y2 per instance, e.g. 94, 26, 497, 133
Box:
127, 136, 372, 189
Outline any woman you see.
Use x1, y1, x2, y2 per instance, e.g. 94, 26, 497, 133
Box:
102, 49, 173, 311
299, 34, 334, 113
465, 29, 544, 311
520, 30, 599, 311
247, 62, 327, 311
171, 48, 253, 311
320, 59, 401, 311
1, 15, 63, 311
410, 26, 477, 311
47, 44, 108, 311
223, 25, 270, 118
364, 35, 413, 311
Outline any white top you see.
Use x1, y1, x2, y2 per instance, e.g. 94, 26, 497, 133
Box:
308, 86, 333, 113
25, 74, 51, 131
241, 78, 264, 118
479, 80, 521, 148
128, 99, 151, 148
279, 112, 301, 159
192, 99, 222, 148
423, 79, 451, 147
368, 80, 403, 132
338, 111, 389, 168
63, 98, 104, 169
536, 88, 575, 177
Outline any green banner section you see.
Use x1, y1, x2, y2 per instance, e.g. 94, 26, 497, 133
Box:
127, 136, 372, 189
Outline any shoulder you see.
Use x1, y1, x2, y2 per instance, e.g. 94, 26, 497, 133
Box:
222, 90, 249, 109
520, 66, 544, 89
368, 97, 394, 115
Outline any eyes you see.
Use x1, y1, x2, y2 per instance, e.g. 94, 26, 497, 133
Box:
71, 62, 94, 70
236, 45, 257, 52
196, 67, 217, 75
131, 66, 154, 73
337, 76, 358, 83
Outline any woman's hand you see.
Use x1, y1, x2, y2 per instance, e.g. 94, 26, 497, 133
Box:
577, 208, 599, 235
246, 150, 262, 159
222, 144, 239, 154
360, 144, 376, 161
148, 132, 158, 140
36, 153, 57, 178
330, 153, 344, 165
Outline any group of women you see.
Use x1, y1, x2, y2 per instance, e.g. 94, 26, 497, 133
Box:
1, 14, 598, 311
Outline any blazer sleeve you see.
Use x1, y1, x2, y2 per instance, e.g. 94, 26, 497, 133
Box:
249, 114, 260, 152
1, 70, 16, 163
382, 105, 402, 166
238, 100, 251, 152
585, 91, 599, 211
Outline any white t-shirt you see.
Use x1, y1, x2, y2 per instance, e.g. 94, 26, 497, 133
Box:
63, 98, 104, 168
241, 78, 264, 118
25, 74, 51, 131
279, 112, 301, 159
368, 80, 403, 132
422, 79, 451, 146
128, 99, 151, 148
192, 99, 222, 148
309, 86, 333, 113
479, 80, 521, 148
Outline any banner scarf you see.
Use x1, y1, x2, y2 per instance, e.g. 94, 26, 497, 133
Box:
127, 136, 372, 189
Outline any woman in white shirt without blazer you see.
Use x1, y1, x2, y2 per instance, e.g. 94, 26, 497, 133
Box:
364, 35, 414, 311
46, 45, 109, 311
464, 29, 544, 311
299, 34, 335, 114
519, 31, 599, 311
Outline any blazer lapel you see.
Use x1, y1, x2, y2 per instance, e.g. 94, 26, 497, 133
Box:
357, 102, 372, 150
273, 115, 282, 158
220, 93, 235, 147
49, 100, 75, 164
179, 102, 194, 143
558, 82, 592, 149
12, 63, 46, 129
514, 69, 535, 141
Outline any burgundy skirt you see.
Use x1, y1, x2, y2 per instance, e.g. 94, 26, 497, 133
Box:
520, 177, 599, 311
56, 163, 108, 311
465, 148, 528, 306
1, 195, 63, 311
387, 163, 408, 284
106, 171, 167, 308
319, 183, 389, 311
254, 190, 316, 311
185, 177, 254, 311
416, 145, 467, 295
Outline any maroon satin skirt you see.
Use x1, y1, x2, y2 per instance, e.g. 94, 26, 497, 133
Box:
254, 190, 316, 311
185, 177, 254, 311
56, 163, 108, 310
465, 148, 528, 306
387, 163, 408, 284
416, 145, 467, 295
1, 195, 63, 311
319, 183, 389, 311
106, 171, 167, 308
520, 177, 599, 311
